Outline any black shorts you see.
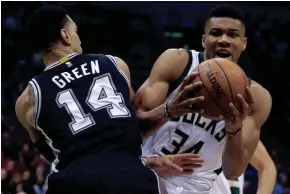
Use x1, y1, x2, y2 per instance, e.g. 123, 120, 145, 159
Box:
46, 153, 161, 194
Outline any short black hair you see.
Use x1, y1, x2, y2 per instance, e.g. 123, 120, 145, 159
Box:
25, 5, 68, 52
206, 4, 245, 25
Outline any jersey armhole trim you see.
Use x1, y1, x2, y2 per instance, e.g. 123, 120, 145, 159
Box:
198, 52, 205, 63
28, 79, 60, 176
29, 79, 61, 167
28, 79, 42, 129
105, 55, 130, 86
167, 49, 193, 96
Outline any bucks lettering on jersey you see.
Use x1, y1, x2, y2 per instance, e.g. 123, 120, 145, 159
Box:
142, 50, 227, 192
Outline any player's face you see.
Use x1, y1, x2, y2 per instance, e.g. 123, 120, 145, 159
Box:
202, 17, 247, 63
62, 16, 82, 54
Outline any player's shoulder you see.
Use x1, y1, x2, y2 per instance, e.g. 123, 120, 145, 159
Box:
83, 53, 125, 66
156, 48, 190, 68
163, 48, 189, 59
80, 53, 108, 61
148, 48, 201, 83
249, 80, 272, 116
84, 54, 127, 72
162, 48, 201, 65
164, 48, 200, 56
250, 80, 271, 98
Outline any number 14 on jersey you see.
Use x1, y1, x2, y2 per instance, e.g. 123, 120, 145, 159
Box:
56, 74, 130, 134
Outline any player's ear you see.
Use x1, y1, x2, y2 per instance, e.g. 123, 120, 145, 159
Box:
242, 37, 247, 51
61, 29, 71, 45
202, 35, 206, 48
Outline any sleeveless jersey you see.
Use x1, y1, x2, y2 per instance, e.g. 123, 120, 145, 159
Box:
142, 50, 227, 193
29, 53, 142, 170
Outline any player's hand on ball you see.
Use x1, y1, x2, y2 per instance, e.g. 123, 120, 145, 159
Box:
166, 72, 205, 118
145, 153, 204, 177
220, 87, 254, 133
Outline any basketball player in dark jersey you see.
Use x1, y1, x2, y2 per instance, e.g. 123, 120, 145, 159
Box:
15, 5, 205, 194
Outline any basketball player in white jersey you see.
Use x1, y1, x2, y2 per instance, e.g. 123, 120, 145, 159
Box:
210, 141, 277, 194
135, 4, 272, 194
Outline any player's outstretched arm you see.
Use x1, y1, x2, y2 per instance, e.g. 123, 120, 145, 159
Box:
15, 85, 55, 163
222, 82, 272, 179
250, 141, 277, 194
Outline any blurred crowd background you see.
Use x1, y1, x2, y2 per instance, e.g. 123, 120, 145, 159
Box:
1, 1, 290, 194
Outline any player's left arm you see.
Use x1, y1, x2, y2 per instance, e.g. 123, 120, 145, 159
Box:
222, 82, 272, 179
250, 141, 277, 194
15, 85, 55, 163
142, 153, 204, 177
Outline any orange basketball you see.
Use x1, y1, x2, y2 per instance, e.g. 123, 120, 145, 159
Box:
193, 58, 249, 119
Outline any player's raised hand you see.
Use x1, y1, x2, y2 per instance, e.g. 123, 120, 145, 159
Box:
166, 71, 205, 118
220, 87, 254, 134
144, 153, 204, 177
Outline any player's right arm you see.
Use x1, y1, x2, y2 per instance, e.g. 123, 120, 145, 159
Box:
15, 85, 55, 163
15, 85, 39, 142
114, 49, 204, 137
134, 49, 186, 111
250, 141, 277, 194
115, 49, 189, 103
133, 49, 204, 137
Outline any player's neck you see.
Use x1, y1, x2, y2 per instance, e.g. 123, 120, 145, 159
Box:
41, 47, 75, 67
203, 50, 209, 61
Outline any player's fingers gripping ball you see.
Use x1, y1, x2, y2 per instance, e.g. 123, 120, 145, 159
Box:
190, 58, 249, 120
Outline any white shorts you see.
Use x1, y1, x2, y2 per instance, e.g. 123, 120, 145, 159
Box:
166, 186, 210, 194
210, 172, 244, 194
163, 179, 210, 194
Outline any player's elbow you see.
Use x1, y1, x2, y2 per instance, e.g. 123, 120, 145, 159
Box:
257, 157, 277, 177
223, 172, 235, 180
133, 91, 156, 121
267, 161, 277, 178
134, 103, 149, 121
133, 93, 145, 114
223, 168, 244, 180
223, 161, 247, 180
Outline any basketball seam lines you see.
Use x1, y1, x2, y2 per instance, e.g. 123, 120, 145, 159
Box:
198, 63, 229, 114
213, 59, 234, 104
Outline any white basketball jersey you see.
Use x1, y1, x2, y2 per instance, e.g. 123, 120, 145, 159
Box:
210, 172, 244, 194
142, 50, 227, 193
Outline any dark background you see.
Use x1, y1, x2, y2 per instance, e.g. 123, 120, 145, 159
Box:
1, 1, 290, 194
